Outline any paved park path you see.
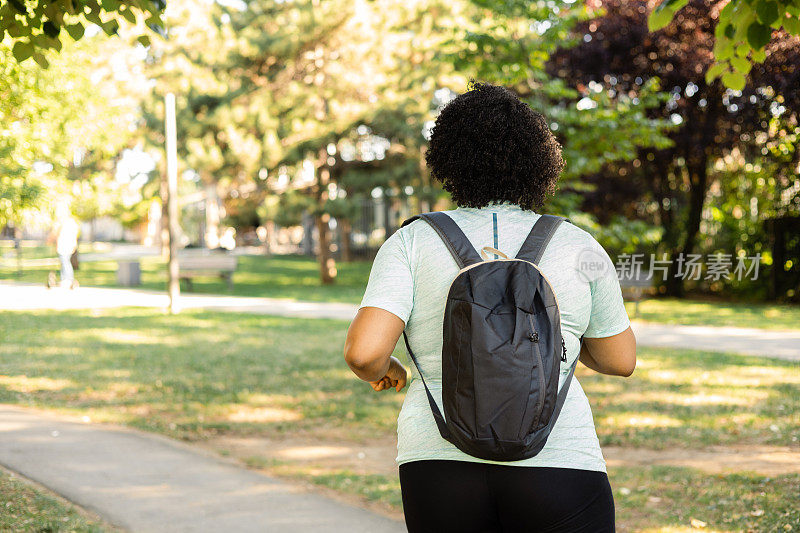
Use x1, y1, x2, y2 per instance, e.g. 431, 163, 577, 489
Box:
0, 405, 404, 532
2, 280, 799, 360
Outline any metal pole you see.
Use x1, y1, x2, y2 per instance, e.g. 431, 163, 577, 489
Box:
165, 93, 180, 313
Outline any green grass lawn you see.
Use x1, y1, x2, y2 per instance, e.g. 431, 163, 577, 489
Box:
1, 308, 798, 531
625, 297, 800, 331
3, 243, 799, 329
0, 241, 102, 262
0, 250, 372, 303
0, 467, 112, 532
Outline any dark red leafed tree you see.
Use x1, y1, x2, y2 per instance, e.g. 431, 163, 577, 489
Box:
548, 0, 799, 295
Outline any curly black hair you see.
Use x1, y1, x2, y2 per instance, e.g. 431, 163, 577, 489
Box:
425, 81, 565, 211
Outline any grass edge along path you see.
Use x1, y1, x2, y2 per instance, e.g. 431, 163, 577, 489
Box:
0, 464, 115, 532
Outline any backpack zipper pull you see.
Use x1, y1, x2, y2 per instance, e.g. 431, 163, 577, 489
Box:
526, 314, 539, 342
560, 338, 567, 362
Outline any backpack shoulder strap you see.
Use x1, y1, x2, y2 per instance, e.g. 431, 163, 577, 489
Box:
402, 331, 451, 440
515, 214, 567, 264
401, 212, 482, 269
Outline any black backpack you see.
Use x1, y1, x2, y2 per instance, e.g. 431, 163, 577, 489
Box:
400, 212, 578, 462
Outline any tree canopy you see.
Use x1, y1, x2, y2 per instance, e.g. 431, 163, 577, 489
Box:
1, 0, 165, 66
650, 0, 800, 89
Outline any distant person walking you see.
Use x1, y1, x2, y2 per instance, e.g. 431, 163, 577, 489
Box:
344, 82, 636, 532
52, 204, 79, 289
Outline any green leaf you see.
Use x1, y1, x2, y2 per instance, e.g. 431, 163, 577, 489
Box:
705, 62, 727, 84
718, 1, 734, 23
137, 34, 151, 47
121, 8, 136, 24
722, 70, 746, 91
648, 0, 688, 32
32, 52, 49, 68
101, 0, 120, 10
85, 11, 102, 24
714, 39, 736, 60
6, 23, 24, 38
735, 42, 750, 56
751, 48, 767, 62
11, 41, 34, 62
65, 22, 85, 40
102, 20, 119, 36
732, 10, 757, 41
654, 0, 689, 13
730, 56, 752, 74
724, 23, 736, 39
755, 0, 779, 25
648, 10, 674, 31
32, 33, 53, 48
746, 21, 772, 48
784, 16, 800, 35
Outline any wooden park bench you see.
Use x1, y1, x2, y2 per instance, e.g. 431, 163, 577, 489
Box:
178, 253, 238, 291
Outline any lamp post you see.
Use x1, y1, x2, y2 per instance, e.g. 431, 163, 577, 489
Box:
165, 93, 180, 314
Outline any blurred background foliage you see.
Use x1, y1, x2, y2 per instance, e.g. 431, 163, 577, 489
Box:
1, 0, 798, 300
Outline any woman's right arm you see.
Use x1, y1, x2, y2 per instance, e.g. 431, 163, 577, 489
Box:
579, 327, 636, 377
578, 236, 636, 377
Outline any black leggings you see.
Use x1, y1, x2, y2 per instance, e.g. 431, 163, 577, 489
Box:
399, 460, 615, 533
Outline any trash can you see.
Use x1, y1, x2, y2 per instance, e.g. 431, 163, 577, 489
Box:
117, 261, 141, 287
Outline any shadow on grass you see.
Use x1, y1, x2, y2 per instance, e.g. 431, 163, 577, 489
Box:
0, 308, 798, 449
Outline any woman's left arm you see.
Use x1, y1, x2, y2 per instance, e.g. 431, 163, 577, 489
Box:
344, 306, 408, 392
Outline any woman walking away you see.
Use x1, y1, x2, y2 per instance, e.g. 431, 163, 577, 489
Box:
344, 81, 636, 533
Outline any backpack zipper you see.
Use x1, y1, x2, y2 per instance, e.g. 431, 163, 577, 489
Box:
527, 313, 547, 424
527, 312, 539, 343
448, 257, 563, 310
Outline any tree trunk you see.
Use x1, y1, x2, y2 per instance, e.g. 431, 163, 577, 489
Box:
160, 166, 170, 257
315, 157, 336, 284
663, 163, 713, 298
663, 164, 708, 298
681, 164, 708, 258
340, 218, 352, 262
262, 221, 273, 256
316, 214, 336, 284
663, 92, 719, 296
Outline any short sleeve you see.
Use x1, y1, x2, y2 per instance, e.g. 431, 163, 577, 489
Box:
583, 241, 631, 338
359, 229, 414, 324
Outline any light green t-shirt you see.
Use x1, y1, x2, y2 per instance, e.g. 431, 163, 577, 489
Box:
359, 203, 630, 472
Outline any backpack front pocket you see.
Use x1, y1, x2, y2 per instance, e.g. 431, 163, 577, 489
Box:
515, 309, 547, 440
454, 303, 534, 442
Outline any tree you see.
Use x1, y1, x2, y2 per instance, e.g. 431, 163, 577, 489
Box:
549, 0, 799, 295
650, 0, 800, 89
0, 31, 144, 234
219, 0, 456, 283
451, 0, 675, 223
1, 0, 164, 66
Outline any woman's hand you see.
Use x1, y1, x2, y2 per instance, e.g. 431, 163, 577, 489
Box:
369, 356, 408, 392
